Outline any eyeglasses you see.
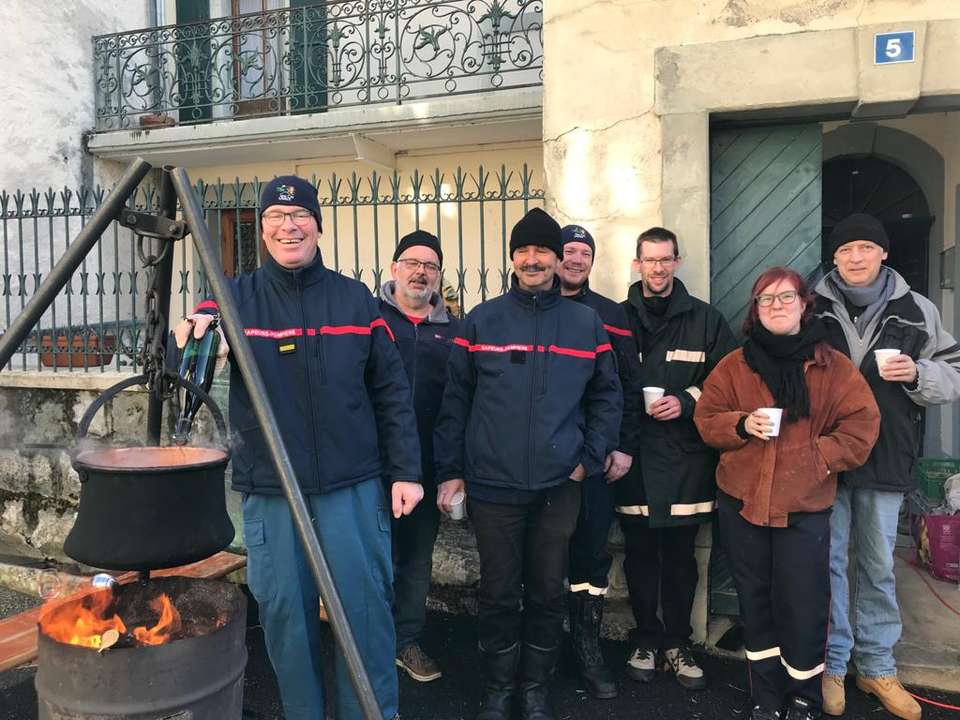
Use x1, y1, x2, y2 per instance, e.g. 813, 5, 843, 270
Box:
755, 290, 799, 307
396, 258, 441, 274
262, 210, 316, 227
638, 257, 677, 267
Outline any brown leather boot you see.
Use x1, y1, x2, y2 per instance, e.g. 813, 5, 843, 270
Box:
855, 675, 921, 720
821, 674, 845, 716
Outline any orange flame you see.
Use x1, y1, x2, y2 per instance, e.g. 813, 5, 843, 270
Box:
132, 594, 182, 646
39, 589, 125, 649
40, 590, 183, 648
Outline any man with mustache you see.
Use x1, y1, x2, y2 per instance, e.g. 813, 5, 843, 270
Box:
616, 226, 737, 691
175, 176, 422, 720
435, 208, 622, 720
378, 230, 462, 683
556, 224, 643, 700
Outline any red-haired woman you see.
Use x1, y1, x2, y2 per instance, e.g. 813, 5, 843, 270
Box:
694, 267, 879, 720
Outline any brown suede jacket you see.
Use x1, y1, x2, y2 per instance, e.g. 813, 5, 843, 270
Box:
694, 347, 880, 527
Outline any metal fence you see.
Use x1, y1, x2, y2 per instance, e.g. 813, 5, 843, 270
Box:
0, 165, 543, 372
94, 0, 544, 131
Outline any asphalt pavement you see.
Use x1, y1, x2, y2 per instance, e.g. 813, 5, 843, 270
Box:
2, 586, 959, 720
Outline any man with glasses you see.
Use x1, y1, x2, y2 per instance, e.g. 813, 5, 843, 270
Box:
616, 226, 737, 691
379, 230, 462, 683
175, 175, 422, 720
815, 214, 960, 720
556, 224, 642, 700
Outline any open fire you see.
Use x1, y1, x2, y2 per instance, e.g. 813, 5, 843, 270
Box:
40, 588, 184, 649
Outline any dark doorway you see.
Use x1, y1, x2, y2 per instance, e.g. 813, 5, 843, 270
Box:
821, 156, 934, 296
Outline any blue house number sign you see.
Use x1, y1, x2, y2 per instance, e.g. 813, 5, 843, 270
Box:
874, 31, 915, 65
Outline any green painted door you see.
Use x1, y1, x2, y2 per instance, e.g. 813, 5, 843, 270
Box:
707, 123, 823, 618
710, 124, 823, 334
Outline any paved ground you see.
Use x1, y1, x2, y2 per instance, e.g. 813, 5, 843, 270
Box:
2, 585, 959, 720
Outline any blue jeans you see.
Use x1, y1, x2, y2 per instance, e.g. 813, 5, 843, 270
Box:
826, 484, 904, 678
243, 479, 398, 720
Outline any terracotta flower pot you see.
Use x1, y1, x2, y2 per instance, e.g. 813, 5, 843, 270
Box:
39, 332, 116, 368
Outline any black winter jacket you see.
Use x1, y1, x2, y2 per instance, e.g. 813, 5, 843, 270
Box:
615, 279, 738, 527
201, 254, 421, 495
379, 281, 461, 488
815, 269, 960, 492
568, 283, 643, 457
434, 276, 622, 495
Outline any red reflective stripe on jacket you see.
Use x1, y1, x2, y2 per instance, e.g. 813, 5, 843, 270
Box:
596, 343, 613, 353
194, 300, 219, 313
602, 323, 632, 337
370, 317, 396, 342
452, 338, 599, 359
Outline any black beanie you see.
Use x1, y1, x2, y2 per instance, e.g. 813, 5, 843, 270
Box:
393, 230, 443, 265
561, 224, 595, 254
510, 208, 562, 258
260, 176, 322, 231
827, 213, 889, 257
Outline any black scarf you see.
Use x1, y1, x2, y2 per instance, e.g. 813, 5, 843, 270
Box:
743, 318, 827, 422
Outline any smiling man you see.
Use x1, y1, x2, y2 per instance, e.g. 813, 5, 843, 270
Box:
557, 224, 642, 700
616, 226, 737, 692
815, 213, 960, 720
378, 230, 462, 683
435, 208, 622, 720
175, 175, 422, 720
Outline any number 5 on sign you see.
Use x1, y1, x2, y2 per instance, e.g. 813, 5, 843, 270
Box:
874, 31, 915, 65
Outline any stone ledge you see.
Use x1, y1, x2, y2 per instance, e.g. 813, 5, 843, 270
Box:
0, 371, 145, 392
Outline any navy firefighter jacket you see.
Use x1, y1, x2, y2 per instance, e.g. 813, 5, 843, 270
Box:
197, 253, 422, 495
434, 276, 623, 495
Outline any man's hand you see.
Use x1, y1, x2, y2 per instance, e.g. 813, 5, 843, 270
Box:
436, 478, 465, 514
174, 314, 230, 371
604, 450, 633, 483
569, 463, 586, 482
879, 354, 918, 384
649, 395, 682, 421
392, 481, 424, 518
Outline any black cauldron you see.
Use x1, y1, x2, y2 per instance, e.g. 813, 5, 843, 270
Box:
64, 374, 234, 571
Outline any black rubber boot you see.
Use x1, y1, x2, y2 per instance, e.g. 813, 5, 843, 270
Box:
569, 592, 618, 699
519, 643, 560, 720
476, 643, 519, 720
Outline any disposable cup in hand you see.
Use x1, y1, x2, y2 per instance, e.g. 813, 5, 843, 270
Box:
448, 490, 466, 521
758, 408, 783, 438
643, 386, 665, 413
874, 348, 900, 372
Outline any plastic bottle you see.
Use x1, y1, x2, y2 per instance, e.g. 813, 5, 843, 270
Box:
173, 316, 221, 445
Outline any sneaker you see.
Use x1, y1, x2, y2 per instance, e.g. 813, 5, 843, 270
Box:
396, 644, 442, 682
784, 696, 822, 720
625, 646, 656, 683
750, 706, 782, 720
821, 674, 845, 716
855, 675, 921, 720
663, 645, 706, 690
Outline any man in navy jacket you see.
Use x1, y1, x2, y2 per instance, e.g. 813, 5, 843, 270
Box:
557, 224, 643, 700
379, 230, 462, 683
435, 208, 622, 720
175, 176, 422, 720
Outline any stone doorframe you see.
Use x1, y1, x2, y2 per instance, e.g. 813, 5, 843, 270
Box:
656, 19, 960, 301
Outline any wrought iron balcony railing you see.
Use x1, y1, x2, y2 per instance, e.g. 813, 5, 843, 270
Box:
93, 0, 543, 132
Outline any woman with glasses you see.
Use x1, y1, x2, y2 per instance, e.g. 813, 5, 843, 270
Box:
693, 267, 879, 720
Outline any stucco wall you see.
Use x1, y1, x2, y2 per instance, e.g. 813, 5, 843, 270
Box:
0, 0, 151, 193
543, 1, 960, 301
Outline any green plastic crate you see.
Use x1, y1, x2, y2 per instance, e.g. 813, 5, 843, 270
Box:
916, 458, 960, 502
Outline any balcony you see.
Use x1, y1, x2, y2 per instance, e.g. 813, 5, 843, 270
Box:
92, 0, 543, 134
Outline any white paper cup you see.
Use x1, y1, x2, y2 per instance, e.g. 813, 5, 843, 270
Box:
874, 348, 900, 372
448, 490, 466, 521
758, 408, 783, 438
643, 386, 665, 413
